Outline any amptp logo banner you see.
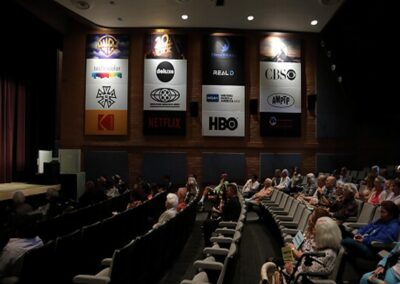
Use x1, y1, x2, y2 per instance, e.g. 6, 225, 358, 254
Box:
259, 62, 301, 113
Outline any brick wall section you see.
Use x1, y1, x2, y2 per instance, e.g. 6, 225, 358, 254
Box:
60, 24, 324, 186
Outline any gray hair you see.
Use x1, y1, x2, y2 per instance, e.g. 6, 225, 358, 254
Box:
314, 217, 342, 251
166, 193, 178, 208
12, 191, 26, 204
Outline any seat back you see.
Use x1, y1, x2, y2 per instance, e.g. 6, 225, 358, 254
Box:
357, 202, 376, 223
371, 205, 381, 222
292, 203, 306, 224
297, 209, 312, 232
287, 199, 300, 216
328, 246, 345, 280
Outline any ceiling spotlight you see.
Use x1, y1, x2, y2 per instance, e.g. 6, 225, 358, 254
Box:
331, 64, 336, 71
326, 50, 332, 58
71, 0, 93, 10
320, 40, 325, 47
247, 15, 255, 21
337, 76, 343, 83
181, 14, 189, 20
310, 20, 318, 26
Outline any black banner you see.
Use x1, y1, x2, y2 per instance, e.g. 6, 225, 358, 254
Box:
202, 35, 245, 86
143, 111, 186, 136
260, 112, 301, 137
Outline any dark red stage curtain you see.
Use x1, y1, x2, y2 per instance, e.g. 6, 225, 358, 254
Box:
0, 76, 26, 183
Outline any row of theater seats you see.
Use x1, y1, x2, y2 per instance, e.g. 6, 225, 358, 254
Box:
73, 191, 199, 284
37, 191, 131, 243
180, 193, 247, 284
259, 190, 387, 283
12, 192, 167, 284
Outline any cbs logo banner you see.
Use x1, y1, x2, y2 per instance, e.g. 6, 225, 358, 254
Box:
202, 111, 244, 137
259, 62, 301, 113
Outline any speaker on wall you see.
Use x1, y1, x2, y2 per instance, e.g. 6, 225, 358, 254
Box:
189, 102, 199, 117
307, 94, 317, 112
249, 99, 258, 115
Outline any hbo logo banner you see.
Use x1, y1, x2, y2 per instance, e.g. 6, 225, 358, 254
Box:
202, 112, 244, 137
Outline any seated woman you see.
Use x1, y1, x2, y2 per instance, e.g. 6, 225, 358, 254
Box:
245, 178, 273, 205
360, 242, 400, 284
262, 216, 342, 283
330, 183, 358, 222
287, 208, 330, 260
341, 200, 400, 259
368, 176, 388, 205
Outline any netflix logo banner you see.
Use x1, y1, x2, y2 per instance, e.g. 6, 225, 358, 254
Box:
85, 34, 129, 135
143, 111, 186, 136
259, 36, 301, 137
143, 33, 187, 135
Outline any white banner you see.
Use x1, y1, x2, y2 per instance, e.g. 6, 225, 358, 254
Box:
86, 59, 128, 84
259, 62, 301, 113
202, 110, 245, 137
144, 59, 187, 111
201, 85, 245, 137
85, 83, 128, 110
202, 85, 245, 112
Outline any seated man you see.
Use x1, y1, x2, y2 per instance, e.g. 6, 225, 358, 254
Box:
202, 183, 241, 247
153, 193, 179, 228
198, 173, 229, 210
0, 215, 43, 279
242, 174, 260, 198
245, 178, 273, 207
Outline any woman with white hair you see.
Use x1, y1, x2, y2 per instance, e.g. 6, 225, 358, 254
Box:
153, 193, 179, 228
284, 217, 342, 282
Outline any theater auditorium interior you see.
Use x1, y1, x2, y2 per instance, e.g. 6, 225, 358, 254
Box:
0, 0, 399, 283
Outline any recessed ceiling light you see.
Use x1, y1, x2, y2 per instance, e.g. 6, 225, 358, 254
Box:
181, 14, 189, 20
311, 20, 318, 26
71, 0, 93, 10
117, 17, 123, 21
247, 15, 255, 21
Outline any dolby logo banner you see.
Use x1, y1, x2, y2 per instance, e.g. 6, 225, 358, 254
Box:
143, 33, 187, 135
202, 85, 244, 137
259, 36, 301, 137
85, 34, 129, 135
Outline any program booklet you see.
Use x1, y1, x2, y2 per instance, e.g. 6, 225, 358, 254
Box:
292, 231, 305, 250
281, 245, 294, 263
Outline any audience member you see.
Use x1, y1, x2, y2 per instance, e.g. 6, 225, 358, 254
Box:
360, 242, 400, 284
176, 187, 187, 212
245, 178, 273, 214
0, 215, 43, 279
198, 173, 229, 210
202, 183, 241, 246
386, 178, 400, 207
330, 183, 358, 222
153, 193, 179, 228
274, 169, 291, 193
78, 180, 107, 207
271, 169, 282, 187
341, 200, 399, 258
10, 191, 33, 216
242, 174, 260, 198
368, 176, 387, 205
289, 166, 303, 193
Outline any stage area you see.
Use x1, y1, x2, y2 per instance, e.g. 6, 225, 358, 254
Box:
0, 183, 61, 201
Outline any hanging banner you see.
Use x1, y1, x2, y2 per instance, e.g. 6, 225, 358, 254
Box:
202, 35, 245, 137
259, 36, 301, 137
85, 34, 129, 135
143, 33, 187, 135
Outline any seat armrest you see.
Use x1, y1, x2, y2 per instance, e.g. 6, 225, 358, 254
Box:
215, 228, 235, 235
203, 247, 229, 256
73, 275, 110, 284
210, 236, 233, 244
193, 260, 224, 271
101, 258, 112, 266
218, 221, 237, 228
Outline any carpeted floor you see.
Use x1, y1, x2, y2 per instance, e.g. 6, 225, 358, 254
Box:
158, 211, 282, 284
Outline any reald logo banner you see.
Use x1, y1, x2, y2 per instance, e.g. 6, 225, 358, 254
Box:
203, 36, 245, 86
85, 34, 129, 135
259, 36, 301, 137
143, 33, 187, 135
